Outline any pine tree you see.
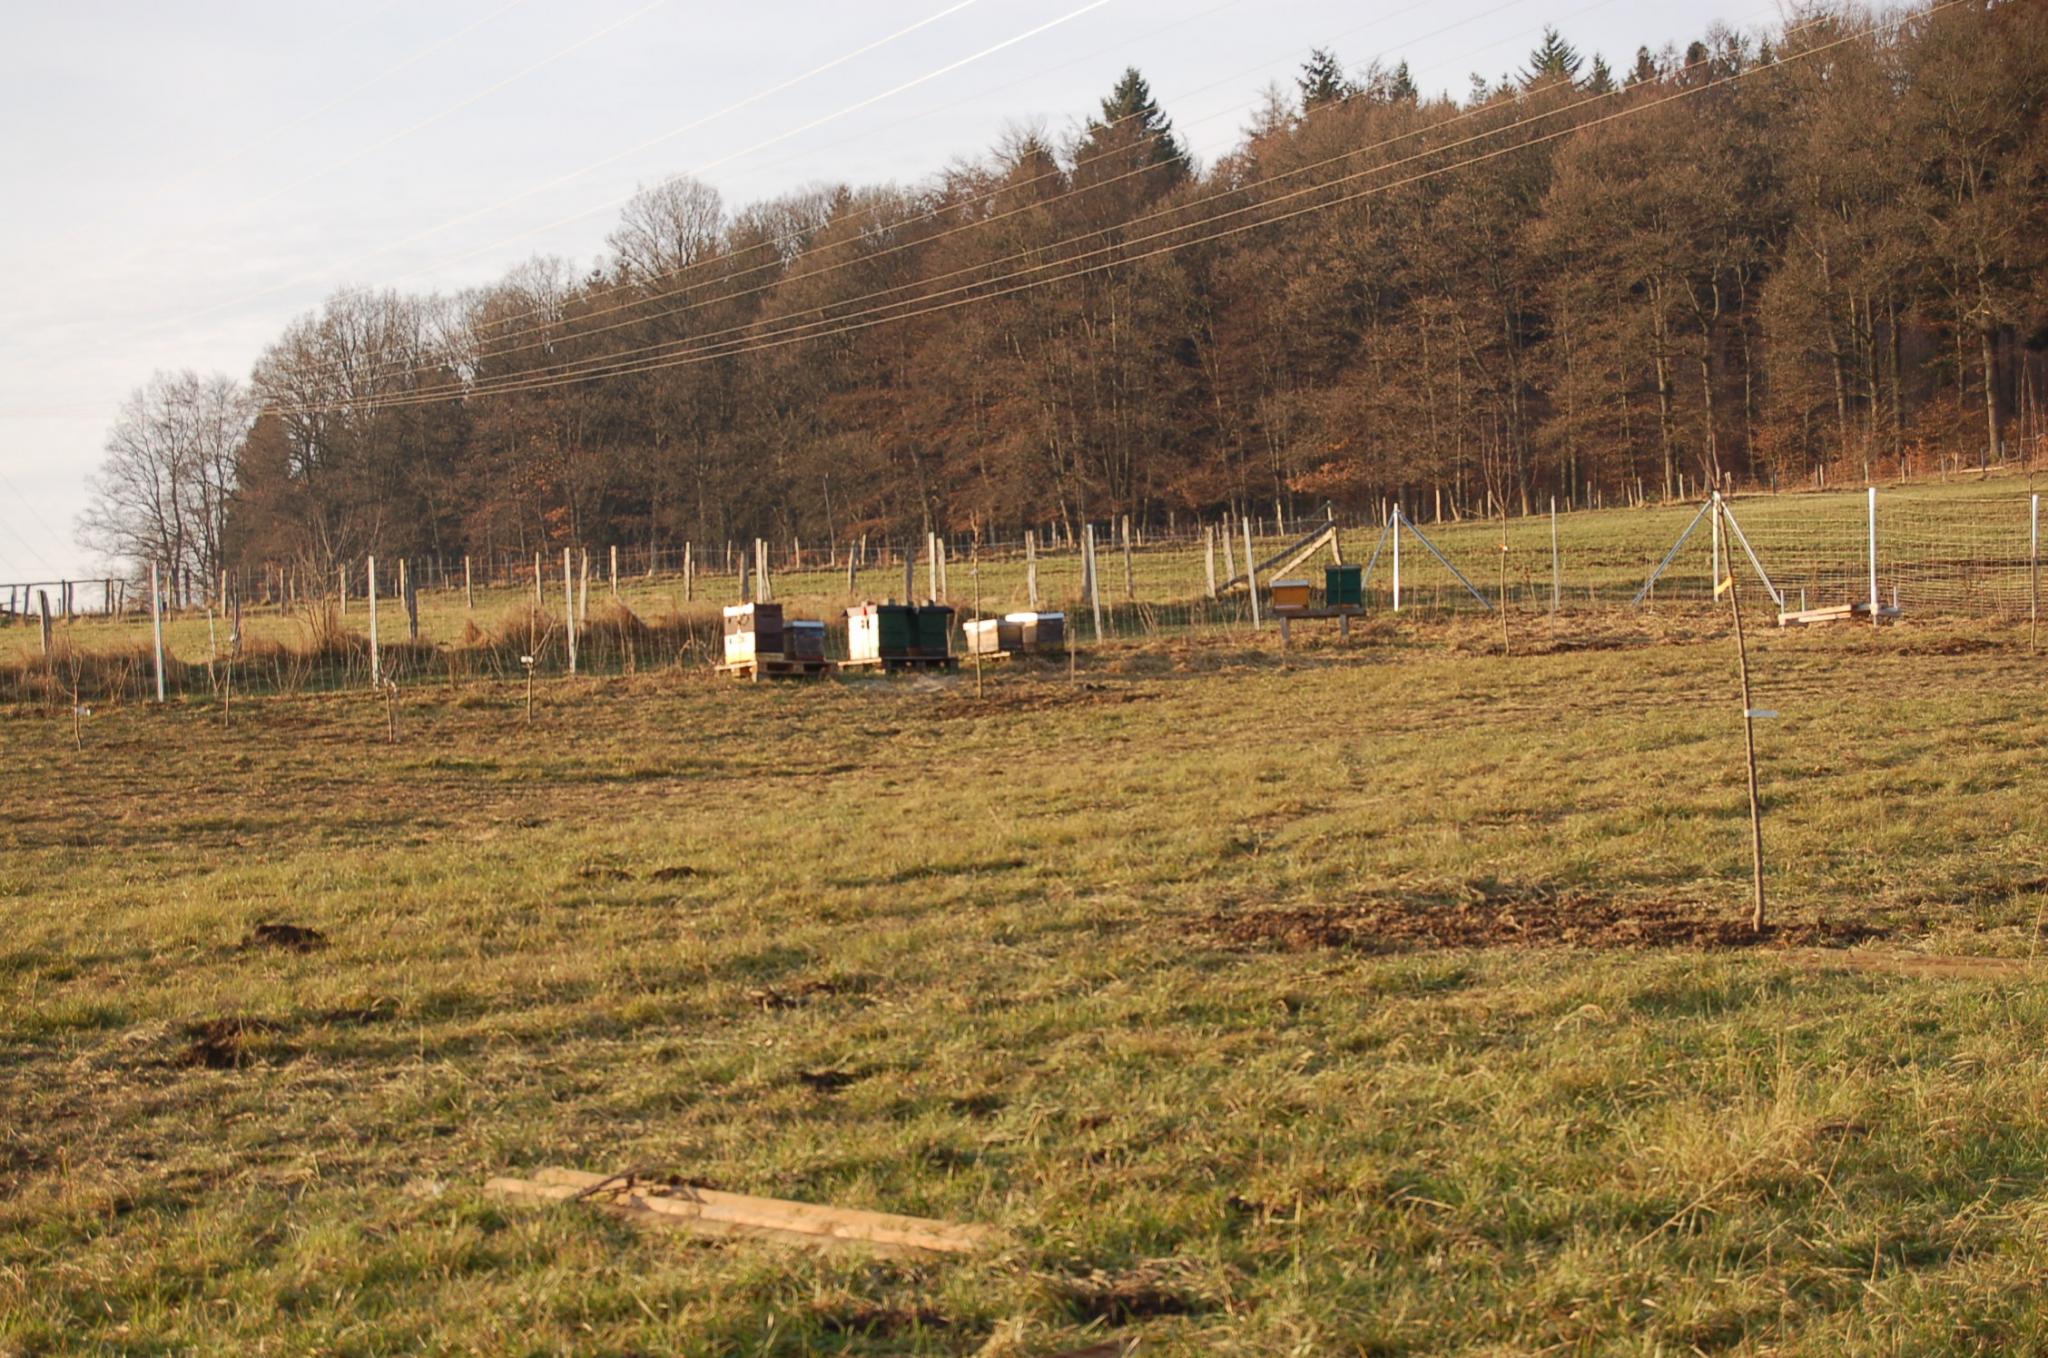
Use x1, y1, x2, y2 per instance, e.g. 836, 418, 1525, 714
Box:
1584, 53, 1616, 94
1388, 59, 1418, 103
1523, 27, 1584, 87
1626, 45, 1660, 87
1297, 47, 1350, 110
1091, 67, 1187, 181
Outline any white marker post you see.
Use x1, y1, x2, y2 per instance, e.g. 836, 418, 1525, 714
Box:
1867, 486, 1879, 628
367, 556, 381, 686
148, 562, 166, 703
563, 547, 577, 675
1243, 515, 1260, 630
1391, 505, 1403, 613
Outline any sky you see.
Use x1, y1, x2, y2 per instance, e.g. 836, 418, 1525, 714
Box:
0, 0, 1760, 583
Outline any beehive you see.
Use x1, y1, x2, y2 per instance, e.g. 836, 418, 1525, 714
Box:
1006, 611, 1064, 650
723, 603, 784, 664
1270, 578, 1313, 610
847, 602, 916, 660
1325, 563, 1363, 607
915, 604, 955, 657
784, 620, 826, 660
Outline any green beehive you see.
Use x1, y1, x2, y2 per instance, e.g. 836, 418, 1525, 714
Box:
1326, 562, 1363, 607
875, 604, 917, 656
915, 604, 955, 656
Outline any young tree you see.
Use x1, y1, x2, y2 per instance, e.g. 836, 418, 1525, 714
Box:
1524, 27, 1584, 87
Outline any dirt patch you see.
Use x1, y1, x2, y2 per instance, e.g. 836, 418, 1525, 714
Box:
1203, 893, 1889, 953
176, 1017, 288, 1070
240, 922, 328, 953
811, 1300, 950, 1337
647, 864, 701, 882
746, 976, 858, 1010
1055, 1259, 1220, 1324
795, 1068, 865, 1093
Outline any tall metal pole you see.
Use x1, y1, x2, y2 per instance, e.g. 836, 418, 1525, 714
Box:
367, 556, 380, 687
1242, 515, 1261, 629
148, 561, 166, 703
1391, 505, 1402, 613
1722, 502, 1767, 935
1549, 496, 1560, 615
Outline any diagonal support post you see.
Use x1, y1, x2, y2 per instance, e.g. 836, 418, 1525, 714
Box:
1398, 509, 1493, 610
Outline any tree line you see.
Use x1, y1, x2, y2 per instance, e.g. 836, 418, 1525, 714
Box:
82, 1, 2048, 592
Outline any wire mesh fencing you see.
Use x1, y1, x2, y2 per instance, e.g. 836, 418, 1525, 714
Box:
3, 481, 2041, 703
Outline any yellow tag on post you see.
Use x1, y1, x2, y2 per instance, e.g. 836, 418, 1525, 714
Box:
1714, 574, 1734, 598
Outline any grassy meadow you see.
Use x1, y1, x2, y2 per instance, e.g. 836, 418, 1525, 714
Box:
4, 609, 2047, 1355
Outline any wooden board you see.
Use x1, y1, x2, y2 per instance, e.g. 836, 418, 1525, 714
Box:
1777, 601, 1903, 627
715, 657, 835, 681
836, 654, 960, 673
487, 1167, 999, 1258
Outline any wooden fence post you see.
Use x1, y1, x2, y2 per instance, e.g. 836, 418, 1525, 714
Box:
1026, 530, 1038, 609
37, 589, 52, 655
684, 541, 694, 601
405, 563, 420, 641
464, 555, 474, 611
1204, 526, 1216, 600
578, 549, 590, 624
533, 552, 543, 613
610, 545, 618, 600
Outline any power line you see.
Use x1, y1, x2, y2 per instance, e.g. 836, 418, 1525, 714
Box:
163, 0, 1030, 330
377, 0, 1614, 387
283, 8, 1928, 419
315, 17, 1784, 408
332, 0, 1528, 387
112, 0, 534, 246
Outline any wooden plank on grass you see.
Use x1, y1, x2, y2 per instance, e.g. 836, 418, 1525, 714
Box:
487, 1168, 998, 1258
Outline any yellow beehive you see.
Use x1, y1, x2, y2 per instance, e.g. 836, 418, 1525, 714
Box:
1270, 578, 1313, 609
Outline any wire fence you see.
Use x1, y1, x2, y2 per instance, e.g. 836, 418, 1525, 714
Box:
2, 480, 2040, 703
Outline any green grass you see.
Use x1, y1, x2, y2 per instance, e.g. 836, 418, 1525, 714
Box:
3, 617, 2047, 1354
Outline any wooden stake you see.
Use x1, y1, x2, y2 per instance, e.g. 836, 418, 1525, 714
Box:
1026, 530, 1038, 609
610, 544, 619, 600
972, 543, 983, 701
464, 555, 473, 611
1085, 524, 1104, 640
1203, 526, 1216, 600
37, 589, 52, 655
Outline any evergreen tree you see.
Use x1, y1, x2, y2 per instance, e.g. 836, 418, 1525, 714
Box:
1626, 45, 1660, 87
1584, 54, 1616, 94
1388, 59, 1418, 103
1297, 47, 1351, 110
1090, 66, 1187, 181
1523, 26, 1584, 87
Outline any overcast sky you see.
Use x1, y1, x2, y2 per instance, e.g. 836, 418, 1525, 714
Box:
0, 0, 1760, 582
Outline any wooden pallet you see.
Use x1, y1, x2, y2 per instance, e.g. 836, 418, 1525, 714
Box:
837, 653, 960, 674
715, 655, 834, 680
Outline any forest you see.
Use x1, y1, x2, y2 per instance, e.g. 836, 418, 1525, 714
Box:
81, 0, 2048, 588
